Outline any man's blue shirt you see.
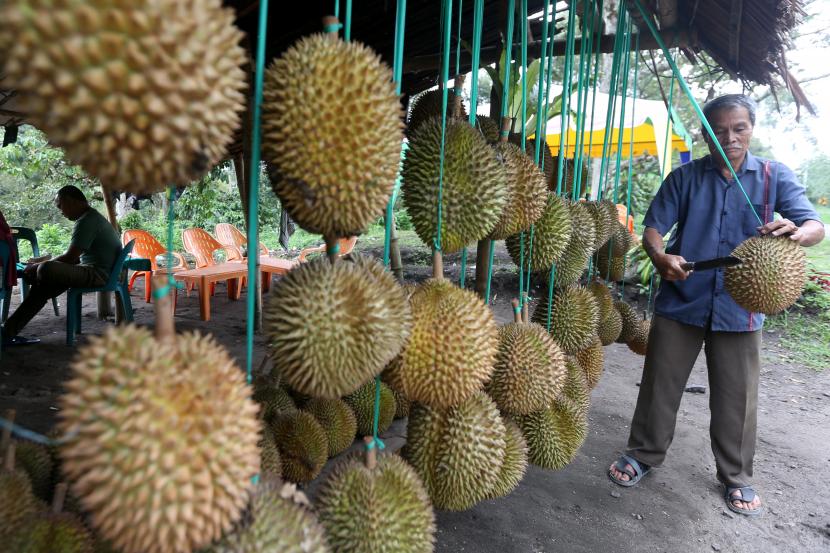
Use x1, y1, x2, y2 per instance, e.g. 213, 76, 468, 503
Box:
643, 151, 821, 332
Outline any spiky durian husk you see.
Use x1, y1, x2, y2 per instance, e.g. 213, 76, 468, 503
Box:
392, 388, 412, 419
575, 337, 604, 390
486, 322, 567, 415
515, 397, 587, 471
207, 479, 330, 553
316, 454, 436, 553
403, 392, 506, 511
265, 256, 411, 399
627, 319, 651, 356
596, 243, 626, 281
487, 420, 528, 500
0, 0, 245, 193
505, 193, 573, 272
384, 279, 498, 409
263, 33, 403, 236
551, 156, 588, 199
560, 358, 591, 415
597, 307, 623, 346
475, 115, 500, 144
608, 221, 633, 257
272, 411, 329, 484
586, 200, 617, 250
531, 286, 599, 355
407, 89, 468, 134
343, 380, 396, 438
403, 118, 508, 253
254, 383, 298, 424
614, 300, 640, 344
259, 430, 283, 479
13, 441, 53, 501
488, 142, 548, 239
305, 398, 358, 457
0, 465, 38, 540
10, 511, 94, 553
724, 235, 807, 314
554, 200, 597, 287
509, 137, 555, 185
58, 327, 260, 553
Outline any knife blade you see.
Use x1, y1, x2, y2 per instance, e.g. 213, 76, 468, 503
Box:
680, 256, 742, 272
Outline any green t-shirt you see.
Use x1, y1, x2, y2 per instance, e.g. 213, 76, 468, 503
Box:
71, 208, 122, 276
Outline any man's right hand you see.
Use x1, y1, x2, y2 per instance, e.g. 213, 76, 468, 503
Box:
653, 253, 691, 281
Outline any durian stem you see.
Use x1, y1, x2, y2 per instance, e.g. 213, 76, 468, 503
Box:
322, 16, 340, 38
325, 235, 340, 265
432, 248, 444, 280
152, 275, 175, 343
474, 239, 489, 298
389, 218, 404, 281
522, 292, 529, 323
0, 409, 14, 454
452, 74, 467, 118
512, 299, 521, 323
3, 442, 15, 471
499, 116, 512, 143
363, 436, 378, 470
52, 482, 67, 515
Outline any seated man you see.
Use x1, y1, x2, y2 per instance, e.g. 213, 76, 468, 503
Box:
2, 185, 122, 346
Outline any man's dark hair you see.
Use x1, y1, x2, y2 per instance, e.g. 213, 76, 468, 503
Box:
55, 185, 88, 203
702, 94, 756, 127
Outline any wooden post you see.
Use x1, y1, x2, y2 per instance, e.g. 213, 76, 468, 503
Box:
234, 153, 249, 228
432, 249, 444, 280
152, 275, 175, 343
363, 436, 377, 470
474, 239, 489, 298
99, 183, 118, 321
512, 298, 521, 323
389, 215, 404, 282
522, 292, 529, 323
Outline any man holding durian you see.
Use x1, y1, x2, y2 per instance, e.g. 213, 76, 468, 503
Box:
608, 94, 825, 516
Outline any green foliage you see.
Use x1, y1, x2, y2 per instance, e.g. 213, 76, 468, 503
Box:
798, 154, 830, 204
37, 223, 72, 257
766, 309, 830, 372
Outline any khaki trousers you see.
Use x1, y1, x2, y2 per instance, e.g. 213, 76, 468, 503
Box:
3, 261, 105, 338
626, 315, 762, 487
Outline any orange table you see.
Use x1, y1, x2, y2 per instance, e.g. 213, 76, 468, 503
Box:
173, 262, 248, 321
259, 256, 296, 285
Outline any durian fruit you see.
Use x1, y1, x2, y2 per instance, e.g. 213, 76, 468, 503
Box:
554, 200, 597, 287
560, 358, 591, 415
272, 411, 329, 483
0, 0, 246, 193
402, 117, 508, 253
627, 319, 651, 356
265, 255, 411, 399
596, 243, 627, 282
13, 440, 53, 501
259, 430, 283, 479
343, 380, 397, 438
475, 115, 500, 144
0, 444, 39, 540
403, 392, 506, 511
306, 398, 359, 457
9, 482, 94, 553
392, 388, 412, 419
488, 142, 548, 240
551, 156, 588, 198
505, 192, 573, 272
254, 382, 298, 424
509, 137, 555, 186
532, 286, 599, 355
614, 300, 640, 344
487, 420, 528, 500
207, 479, 330, 553
608, 221, 633, 257
586, 200, 616, 250
58, 326, 260, 553
575, 337, 604, 390
316, 454, 436, 553
407, 88, 468, 134
384, 279, 498, 409
724, 235, 807, 314
263, 33, 403, 236
486, 321, 567, 415
515, 397, 588, 471
590, 282, 622, 345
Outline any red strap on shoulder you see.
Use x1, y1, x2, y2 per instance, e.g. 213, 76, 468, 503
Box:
763, 161, 772, 225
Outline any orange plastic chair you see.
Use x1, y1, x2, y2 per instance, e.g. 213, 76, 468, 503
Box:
615, 204, 635, 235
182, 228, 244, 297
122, 229, 188, 304
215, 223, 273, 292
297, 236, 358, 262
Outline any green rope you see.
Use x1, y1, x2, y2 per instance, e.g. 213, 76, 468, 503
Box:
151, 186, 180, 299
334, 0, 339, 21
519, 0, 528, 145
620, 30, 639, 299
585, 0, 605, 196
532, 2, 551, 166
554, 0, 577, 197
344, 0, 353, 42
245, 0, 269, 385
570, 0, 592, 201
597, 6, 627, 201
433, 0, 454, 255
455, 0, 464, 75
631, 0, 762, 225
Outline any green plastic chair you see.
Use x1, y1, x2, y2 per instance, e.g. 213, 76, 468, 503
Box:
11, 226, 59, 319
66, 240, 135, 346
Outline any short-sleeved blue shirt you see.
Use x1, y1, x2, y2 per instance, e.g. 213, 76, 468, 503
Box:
643, 151, 821, 332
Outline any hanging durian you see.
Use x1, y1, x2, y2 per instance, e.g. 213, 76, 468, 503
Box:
515, 397, 587, 471
596, 242, 627, 281
487, 420, 528, 500
403, 117, 508, 253
614, 300, 640, 344
272, 411, 329, 483
384, 278, 498, 409
407, 88, 468, 134
532, 286, 599, 355
403, 392, 506, 511
0, 443, 39, 541
343, 380, 397, 438
57, 288, 260, 553
316, 452, 436, 553
724, 235, 807, 314
586, 200, 617, 250
258, 429, 283, 479
488, 140, 548, 240
509, 137, 556, 186
391, 388, 412, 419
505, 192, 573, 272
9, 482, 94, 553
0, 0, 246, 193
475, 115, 500, 144
305, 398, 358, 458
263, 28, 403, 236
627, 319, 651, 356
575, 337, 604, 390
554, 200, 597, 287
560, 358, 591, 415
590, 282, 622, 345
265, 255, 411, 399
254, 381, 298, 424
12, 440, 53, 501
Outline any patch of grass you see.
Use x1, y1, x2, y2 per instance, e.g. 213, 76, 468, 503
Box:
805, 205, 830, 273
765, 311, 830, 371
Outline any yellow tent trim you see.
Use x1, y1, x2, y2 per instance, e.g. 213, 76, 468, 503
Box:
542, 123, 690, 158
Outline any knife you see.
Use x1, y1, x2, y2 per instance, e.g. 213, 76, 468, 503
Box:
680, 256, 742, 272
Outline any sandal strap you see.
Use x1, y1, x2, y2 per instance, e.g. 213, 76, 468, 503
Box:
727, 485, 757, 504
614, 454, 647, 479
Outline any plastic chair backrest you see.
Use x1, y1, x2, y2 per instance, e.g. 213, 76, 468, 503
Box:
215, 223, 268, 256
182, 228, 223, 268
103, 240, 134, 289
122, 229, 166, 270
339, 236, 358, 256
11, 226, 39, 258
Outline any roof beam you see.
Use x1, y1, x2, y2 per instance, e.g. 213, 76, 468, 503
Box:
658, 0, 679, 29
728, 0, 743, 68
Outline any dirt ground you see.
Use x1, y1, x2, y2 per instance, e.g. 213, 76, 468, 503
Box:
1, 244, 828, 553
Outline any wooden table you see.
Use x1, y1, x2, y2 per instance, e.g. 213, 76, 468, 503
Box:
173, 262, 248, 321
259, 256, 297, 284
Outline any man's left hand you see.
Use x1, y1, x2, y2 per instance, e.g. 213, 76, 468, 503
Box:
757, 219, 803, 242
